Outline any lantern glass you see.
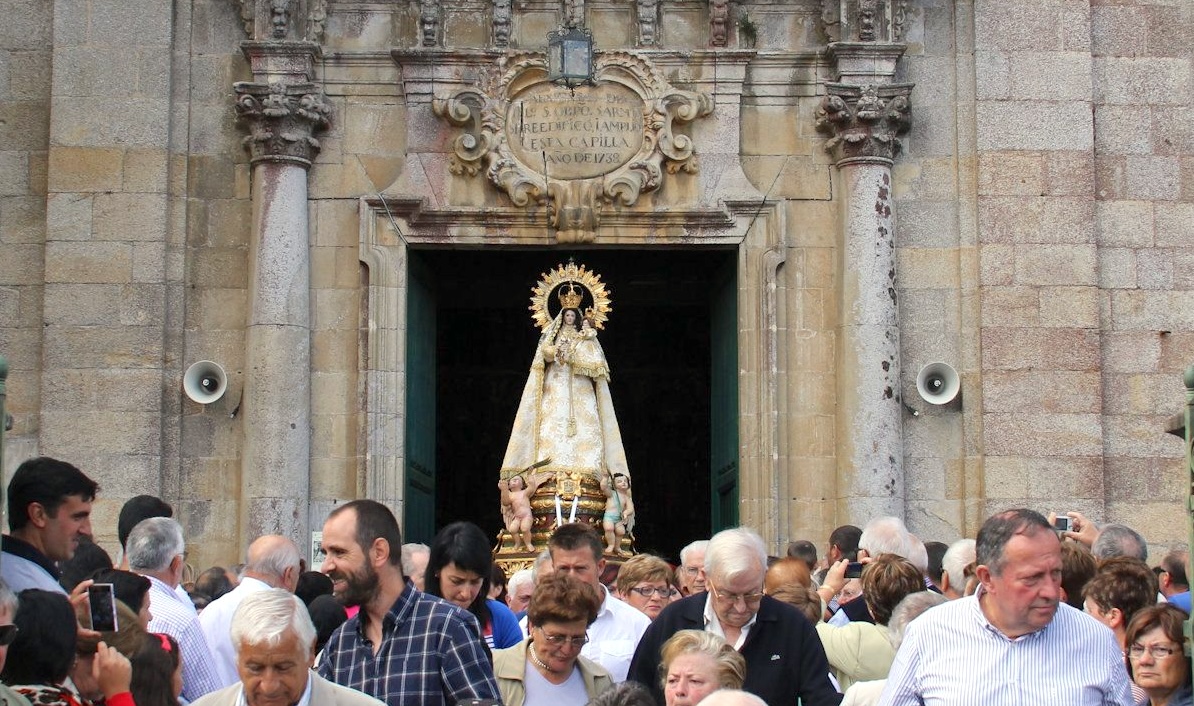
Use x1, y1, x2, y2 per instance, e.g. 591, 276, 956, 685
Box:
547, 26, 593, 87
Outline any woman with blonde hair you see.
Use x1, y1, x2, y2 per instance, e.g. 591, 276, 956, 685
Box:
659, 630, 746, 706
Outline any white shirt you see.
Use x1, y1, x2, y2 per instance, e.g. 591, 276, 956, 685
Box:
878, 589, 1133, 706
199, 576, 273, 687
702, 593, 757, 650
580, 586, 649, 682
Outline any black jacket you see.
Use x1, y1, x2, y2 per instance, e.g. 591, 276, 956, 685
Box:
626, 592, 843, 706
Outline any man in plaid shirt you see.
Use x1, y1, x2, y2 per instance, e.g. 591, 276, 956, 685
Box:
317, 500, 500, 705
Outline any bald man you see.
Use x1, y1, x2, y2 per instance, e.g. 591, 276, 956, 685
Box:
199, 535, 303, 687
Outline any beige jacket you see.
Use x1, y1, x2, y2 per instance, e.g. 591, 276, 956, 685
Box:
189, 671, 384, 706
815, 621, 896, 693
493, 636, 613, 706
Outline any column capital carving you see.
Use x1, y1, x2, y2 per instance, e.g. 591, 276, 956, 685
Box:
816, 82, 912, 166
234, 82, 332, 167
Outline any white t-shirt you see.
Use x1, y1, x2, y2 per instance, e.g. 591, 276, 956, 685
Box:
523, 659, 589, 706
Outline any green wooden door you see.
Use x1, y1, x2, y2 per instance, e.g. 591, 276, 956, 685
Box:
710, 262, 739, 532
404, 254, 436, 544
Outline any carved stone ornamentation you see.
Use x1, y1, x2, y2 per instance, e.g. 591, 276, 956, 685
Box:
857, 0, 878, 41
493, 0, 512, 48
891, 1, 908, 41
432, 52, 714, 243
709, 0, 730, 47
815, 83, 913, 165
636, 0, 659, 46
420, 0, 440, 47
564, 0, 585, 28
231, 0, 327, 41
820, 0, 841, 43
234, 81, 332, 167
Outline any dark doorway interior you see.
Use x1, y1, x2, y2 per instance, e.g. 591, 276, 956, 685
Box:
417, 248, 732, 563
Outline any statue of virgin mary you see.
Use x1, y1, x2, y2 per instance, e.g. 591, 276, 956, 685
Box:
497, 262, 633, 555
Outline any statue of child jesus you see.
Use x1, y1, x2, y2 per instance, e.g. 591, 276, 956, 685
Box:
499, 471, 549, 551
599, 472, 635, 554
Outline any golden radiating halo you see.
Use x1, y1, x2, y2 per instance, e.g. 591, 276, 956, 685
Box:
529, 261, 612, 331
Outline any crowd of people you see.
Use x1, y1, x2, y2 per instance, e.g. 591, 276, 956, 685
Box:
0, 455, 1190, 706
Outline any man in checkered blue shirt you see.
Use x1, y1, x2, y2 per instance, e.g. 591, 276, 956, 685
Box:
317, 500, 500, 706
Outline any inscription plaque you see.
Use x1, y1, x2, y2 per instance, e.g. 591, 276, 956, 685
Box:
507, 82, 645, 180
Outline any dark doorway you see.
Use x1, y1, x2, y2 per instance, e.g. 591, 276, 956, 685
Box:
413, 248, 733, 563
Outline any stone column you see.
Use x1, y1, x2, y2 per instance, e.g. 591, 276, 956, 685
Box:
817, 46, 912, 522
233, 42, 331, 546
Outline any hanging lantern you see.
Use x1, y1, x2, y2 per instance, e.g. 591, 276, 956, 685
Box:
547, 25, 595, 90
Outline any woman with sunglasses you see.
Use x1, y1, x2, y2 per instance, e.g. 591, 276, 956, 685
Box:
2, 588, 134, 706
1124, 604, 1192, 706
492, 574, 613, 706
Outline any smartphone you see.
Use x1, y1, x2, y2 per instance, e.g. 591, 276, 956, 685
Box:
89, 583, 118, 632
844, 562, 864, 579
1054, 516, 1073, 532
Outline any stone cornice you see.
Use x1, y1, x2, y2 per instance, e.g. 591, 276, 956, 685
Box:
815, 82, 912, 166
825, 42, 906, 84
241, 41, 322, 83
234, 81, 332, 167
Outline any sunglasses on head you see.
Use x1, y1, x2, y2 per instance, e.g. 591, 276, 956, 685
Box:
0, 624, 18, 647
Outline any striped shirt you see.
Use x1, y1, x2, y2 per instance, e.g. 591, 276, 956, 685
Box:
317, 584, 500, 706
878, 589, 1133, 706
145, 575, 224, 702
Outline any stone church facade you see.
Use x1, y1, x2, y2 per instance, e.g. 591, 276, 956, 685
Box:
1, 0, 1191, 567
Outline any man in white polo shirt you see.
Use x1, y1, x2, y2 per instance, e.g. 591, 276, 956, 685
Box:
546, 523, 649, 682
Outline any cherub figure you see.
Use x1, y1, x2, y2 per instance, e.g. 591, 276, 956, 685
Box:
600, 472, 635, 554
500, 470, 549, 551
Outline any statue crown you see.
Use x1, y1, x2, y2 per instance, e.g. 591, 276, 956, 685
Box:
558, 283, 584, 310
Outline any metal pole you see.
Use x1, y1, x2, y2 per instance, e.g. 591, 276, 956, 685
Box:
0, 354, 7, 573
1184, 363, 1193, 673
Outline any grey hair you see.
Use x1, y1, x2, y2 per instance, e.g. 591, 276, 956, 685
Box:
532, 549, 553, 582
705, 528, 766, 584
126, 517, 186, 572
508, 568, 534, 593
975, 509, 1052, 575
587, 681, 656, 706
696, 690, 769, 706
231, 588, 317, 652
246, 536, 302, 580
1091, 523, 1147, 562
400, 543, 429, 576
905, 534, 929, 573
859, 516, 914, 560
681, 540, 710, 567
888, 590, 947, 650
941, 538, 976, 594
0, 578, 16, 616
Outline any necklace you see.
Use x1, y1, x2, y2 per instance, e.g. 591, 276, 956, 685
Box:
527, 641, 561, 675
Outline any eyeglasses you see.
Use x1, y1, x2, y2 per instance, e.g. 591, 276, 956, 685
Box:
709, 583, 764, 608
534, 626, 589, 648
0, 625, 17, 647
682, 566, 702, 576
1129, 643, 1181, 660
628, 586, 671, 598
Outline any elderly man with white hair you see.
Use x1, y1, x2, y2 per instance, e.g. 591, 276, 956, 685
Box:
200, 534, 303, 687
678, 540, 709, 596
628, 527, 842, 706
128, 516, 223, 702
191, 588, 384, 706
938, 538, 975, 600
506, 568, 534, 616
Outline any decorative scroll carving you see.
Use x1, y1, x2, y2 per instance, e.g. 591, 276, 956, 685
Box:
892, 1, 908, 41
710, 0, 730, 47
234, 81, 332, 167
636, 0, 659, 46
432, 52, 714, 243
493, 0, 512, 48
420, 0, 440, 46
816, 83, 912, 164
